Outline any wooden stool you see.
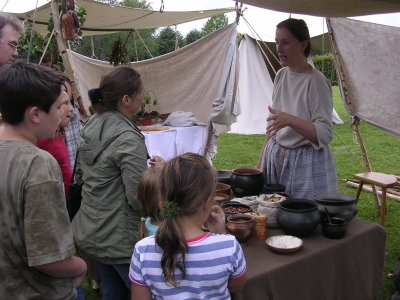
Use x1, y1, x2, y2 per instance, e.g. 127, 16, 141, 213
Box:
354, 172, 397, 226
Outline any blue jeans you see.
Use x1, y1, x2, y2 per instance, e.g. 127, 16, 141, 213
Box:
76, 285, 85, 300
95, 261, 130, 300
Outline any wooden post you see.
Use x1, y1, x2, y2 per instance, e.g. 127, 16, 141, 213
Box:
326, 18, 380, 211
50, 0, 89, 119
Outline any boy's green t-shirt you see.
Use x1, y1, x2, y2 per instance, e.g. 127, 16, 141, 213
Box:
0, 140, 76, 299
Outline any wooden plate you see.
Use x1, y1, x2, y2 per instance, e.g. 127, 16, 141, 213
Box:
140, 126, 170, 131
266, 235, 303, 254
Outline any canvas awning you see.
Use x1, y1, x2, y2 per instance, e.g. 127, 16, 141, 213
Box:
12, 0, 235, 36
328, 18, 400, 138
67, 24, 238, 128
236, 0, 400, 17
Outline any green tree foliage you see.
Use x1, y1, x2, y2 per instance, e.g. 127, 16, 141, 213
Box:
70, 0, 157, 61
184, 29, 203, 46
201, 14, 228, 36
119, 0, 151, 9
18, 6, 86, 68
157, 27, 183, 55
312, 53, 338, 85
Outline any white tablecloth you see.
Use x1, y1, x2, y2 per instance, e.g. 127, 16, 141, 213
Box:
142, 125, 207, 161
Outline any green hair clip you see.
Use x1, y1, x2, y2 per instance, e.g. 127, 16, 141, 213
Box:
160, 200, 182, 219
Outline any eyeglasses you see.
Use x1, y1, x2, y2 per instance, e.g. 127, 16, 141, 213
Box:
1, 39, 18, 51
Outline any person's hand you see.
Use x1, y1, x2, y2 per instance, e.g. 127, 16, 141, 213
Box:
266, 106, 293, 137
149, 155, 165, 167
204, 205, 226, 234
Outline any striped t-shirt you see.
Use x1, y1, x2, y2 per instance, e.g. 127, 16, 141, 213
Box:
129, 232, 246, 299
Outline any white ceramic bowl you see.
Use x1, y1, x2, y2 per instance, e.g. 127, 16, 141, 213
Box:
265, 235, 303, 254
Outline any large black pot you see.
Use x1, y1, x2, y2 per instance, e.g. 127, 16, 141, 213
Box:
277, 199, 321, 238
314, 193, 358, 223
230, 168, 264, 197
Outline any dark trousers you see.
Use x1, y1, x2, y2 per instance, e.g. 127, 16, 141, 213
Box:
95, 261, 130, 300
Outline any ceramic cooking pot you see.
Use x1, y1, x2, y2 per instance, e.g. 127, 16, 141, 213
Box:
314, 193, 358, 223
322, 217, 347, 239
230, 168, 264, 197
221, 201, 252, 218
277, 199, 321, 238
226, 214, 255, 243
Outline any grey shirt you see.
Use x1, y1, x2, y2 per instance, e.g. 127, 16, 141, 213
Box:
271, 67, 333, 149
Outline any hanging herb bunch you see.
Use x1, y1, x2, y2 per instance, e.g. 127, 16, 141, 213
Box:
109, 37, 130, 66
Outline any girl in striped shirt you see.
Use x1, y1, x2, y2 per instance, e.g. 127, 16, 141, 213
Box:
129, 153, 247, 299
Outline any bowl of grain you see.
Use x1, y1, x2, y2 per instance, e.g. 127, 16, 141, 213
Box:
214, 193, 230, 205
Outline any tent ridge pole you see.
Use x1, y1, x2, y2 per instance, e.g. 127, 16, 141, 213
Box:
50, 0, 88, 119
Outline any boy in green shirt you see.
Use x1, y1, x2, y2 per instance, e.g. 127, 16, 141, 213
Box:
0, 61, 86, 299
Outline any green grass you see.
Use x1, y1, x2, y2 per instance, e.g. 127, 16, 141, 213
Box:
82, 86, 400, 299
213, 86, 400, 299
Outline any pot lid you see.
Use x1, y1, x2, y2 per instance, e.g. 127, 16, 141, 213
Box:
315, 193, 356, 202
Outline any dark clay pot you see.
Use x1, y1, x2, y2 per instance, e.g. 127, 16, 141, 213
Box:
314, 193, 358, 223
221, 201, 252, 218
230, 168, 264, 197
277, 199, 321, 238
322, 217, 347, 239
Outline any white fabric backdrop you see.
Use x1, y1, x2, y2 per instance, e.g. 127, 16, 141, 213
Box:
229, 34, 342, 135
68, 24, 238, 129
229, 34, 274, 134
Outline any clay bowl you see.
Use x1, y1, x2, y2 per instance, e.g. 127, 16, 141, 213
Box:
221, 201, 252, 218
216, 182, 231, 195
230, 168, 264, 197
214, 193, 230, 205
226, 213, 255, 243
322, 217, 347, 239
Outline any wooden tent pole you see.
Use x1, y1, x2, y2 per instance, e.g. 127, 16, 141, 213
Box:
50, 0, 89, 119
327, 18, 380, 211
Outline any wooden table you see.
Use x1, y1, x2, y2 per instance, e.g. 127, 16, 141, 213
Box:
232, 219, 386, 300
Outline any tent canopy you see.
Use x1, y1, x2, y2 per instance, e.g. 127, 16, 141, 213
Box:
68, 24, 238, 129
328, 18, 400, 138
236, 0, 400, 17
12, 0, 235, 36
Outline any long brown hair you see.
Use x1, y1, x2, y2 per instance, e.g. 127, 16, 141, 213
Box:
155, 153, 216, 287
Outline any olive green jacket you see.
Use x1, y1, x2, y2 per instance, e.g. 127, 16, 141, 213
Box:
72, 111, 148, 264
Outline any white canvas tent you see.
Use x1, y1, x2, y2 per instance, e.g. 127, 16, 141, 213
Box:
229, 34, 343, 134
328, 18, 400, 139
14, 0, 235, 36
235, 0, 400, 17
67, 24, 238, 129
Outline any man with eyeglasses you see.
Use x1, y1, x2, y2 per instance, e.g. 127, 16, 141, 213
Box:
0, 12, 24, 66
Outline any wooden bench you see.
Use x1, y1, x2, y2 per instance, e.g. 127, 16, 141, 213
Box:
354, 172, 397, 226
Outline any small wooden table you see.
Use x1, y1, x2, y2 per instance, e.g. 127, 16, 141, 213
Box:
354, 172, 397, 226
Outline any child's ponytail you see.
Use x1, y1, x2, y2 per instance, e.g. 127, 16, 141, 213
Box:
155, 153, 216, 287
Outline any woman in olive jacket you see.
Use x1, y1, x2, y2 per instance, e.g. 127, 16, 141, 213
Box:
73, 67, 160, 300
